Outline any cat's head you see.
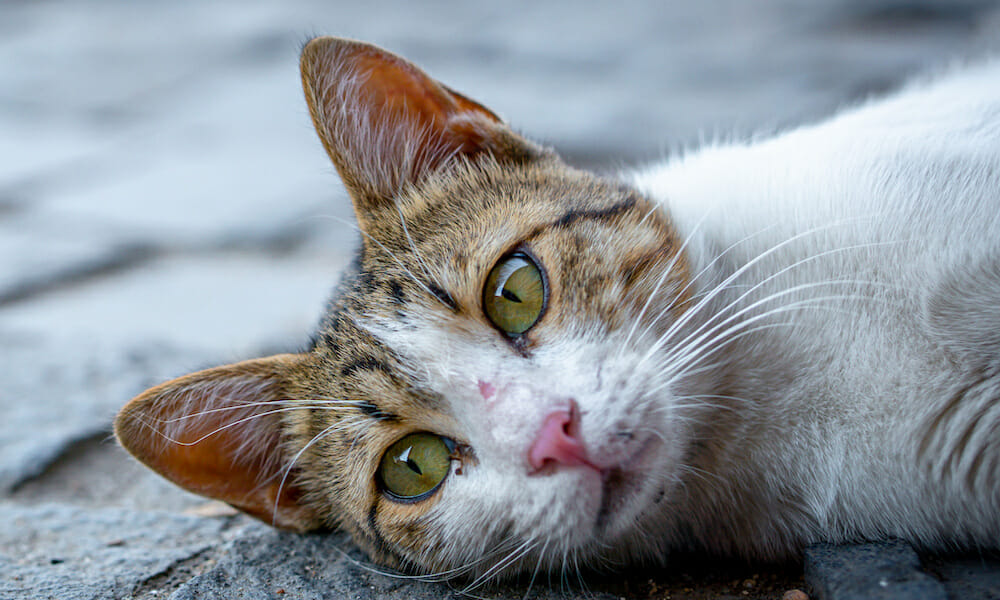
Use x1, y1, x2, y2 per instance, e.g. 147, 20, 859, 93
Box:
116, 37, 698, 578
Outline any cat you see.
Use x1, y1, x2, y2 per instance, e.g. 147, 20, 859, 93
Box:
115, 36, 1000, 579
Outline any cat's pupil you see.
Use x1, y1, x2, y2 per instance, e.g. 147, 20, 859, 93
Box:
501, 288, 521, 303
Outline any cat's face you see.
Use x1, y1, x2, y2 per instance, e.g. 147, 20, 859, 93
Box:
115, 37, 697, 578
297, 155, 692, 574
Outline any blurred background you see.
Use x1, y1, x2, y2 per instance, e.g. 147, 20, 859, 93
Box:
1, 1, 999, 596
2, 0, 999, 360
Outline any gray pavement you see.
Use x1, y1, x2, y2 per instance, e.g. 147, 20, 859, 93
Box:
2, 1, 999, 598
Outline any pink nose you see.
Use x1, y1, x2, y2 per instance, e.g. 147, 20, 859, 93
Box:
528, 403, 596, 472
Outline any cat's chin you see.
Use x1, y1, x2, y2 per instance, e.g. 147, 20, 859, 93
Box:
593, 436, 662, 539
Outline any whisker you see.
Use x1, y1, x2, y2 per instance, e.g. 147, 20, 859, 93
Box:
660, 290, 887, 379
619, 210, 711, 358
272, 414, 371, 526
676, 462, 724, 485
393, 196, 442, 288
158, 398, 372, 424
651, 238, 899, 367
139, 405, 306, 447
644, 273, 894, 373
461, 537, 538, 594
628, 220, 787, 352
331, 544, 482, 583
522, 537, 550, 600
637, 225, 901, 368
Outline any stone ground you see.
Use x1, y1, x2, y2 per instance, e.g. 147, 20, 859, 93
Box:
1, 1, 999, 598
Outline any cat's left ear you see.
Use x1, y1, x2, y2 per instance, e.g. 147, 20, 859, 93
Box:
114, 354, 323, 531
299, 36, 544, 226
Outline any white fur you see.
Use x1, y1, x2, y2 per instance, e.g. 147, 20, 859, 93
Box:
631, 59, 1000, 552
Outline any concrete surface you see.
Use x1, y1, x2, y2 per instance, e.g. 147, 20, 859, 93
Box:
805, 542, 947, 600
2, 1, 999, 598
805, 542, 1000, 600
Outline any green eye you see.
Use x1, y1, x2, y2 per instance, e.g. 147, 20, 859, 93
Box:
378, 433, 453, 501
483, 252, 545, 335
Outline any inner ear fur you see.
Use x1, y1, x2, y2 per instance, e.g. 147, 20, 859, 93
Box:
114, 353, 322, 531
299, 36, 544, 224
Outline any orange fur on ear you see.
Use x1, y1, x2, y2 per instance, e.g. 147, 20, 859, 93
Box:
299, 37, 534, 219
114, 354, 320, 531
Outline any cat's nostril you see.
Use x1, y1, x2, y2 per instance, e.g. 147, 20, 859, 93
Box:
527, 400, 598, 473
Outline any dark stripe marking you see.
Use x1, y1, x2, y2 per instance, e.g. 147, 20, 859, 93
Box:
552, 197, 637, 229
524, 197, 638, 243
357, 401, 398, 421
321, 332, 337, 349
340, 356, 393, 378
366, 502, 400, 563
427, 283, 458, 311
389, 280, 406, 304
359, 270, 376, 292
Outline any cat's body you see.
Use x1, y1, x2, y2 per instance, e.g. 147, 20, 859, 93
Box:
115, 38, 1000, 580
630, 59, 1000, 557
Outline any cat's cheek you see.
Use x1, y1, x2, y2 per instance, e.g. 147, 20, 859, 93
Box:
601, 443, 679, 541
371, 491, 452, 566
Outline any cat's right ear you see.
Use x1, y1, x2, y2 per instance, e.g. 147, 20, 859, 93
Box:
299, 37, 543, 226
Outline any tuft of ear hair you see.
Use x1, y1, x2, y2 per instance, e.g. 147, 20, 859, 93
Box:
114, 354, 321, 531
299, 36, 543, 228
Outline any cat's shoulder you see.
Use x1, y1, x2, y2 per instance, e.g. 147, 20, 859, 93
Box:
925, 251, 1000, 373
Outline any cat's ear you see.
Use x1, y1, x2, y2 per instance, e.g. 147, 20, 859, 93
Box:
299, 36, 542, 224
114, 354, 322, 531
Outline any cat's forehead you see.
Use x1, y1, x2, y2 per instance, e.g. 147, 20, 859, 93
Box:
328, 156, 681, 349
359, 159, 669, 290
371, 159, 643, 253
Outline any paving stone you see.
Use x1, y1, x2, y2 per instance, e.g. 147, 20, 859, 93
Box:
0, 250, 348, 357
1, 0, 345, 256
9, 434, 212, 514
804, 541, 947, 600
169, 525, 616, 600
0, 502, 231, 600
0, 248, 348, 492
925, 551, 1000, 600
28, 67, 341, 247
0, 249, 347, 493
0, 332, 214, 493
0, 216, 136, 305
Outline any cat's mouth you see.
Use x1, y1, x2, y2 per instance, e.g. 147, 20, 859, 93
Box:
594, 437, 658, 533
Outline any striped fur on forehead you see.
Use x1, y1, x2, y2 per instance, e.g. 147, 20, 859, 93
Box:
312, 297, 450, 419
350, 154, 688, 323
